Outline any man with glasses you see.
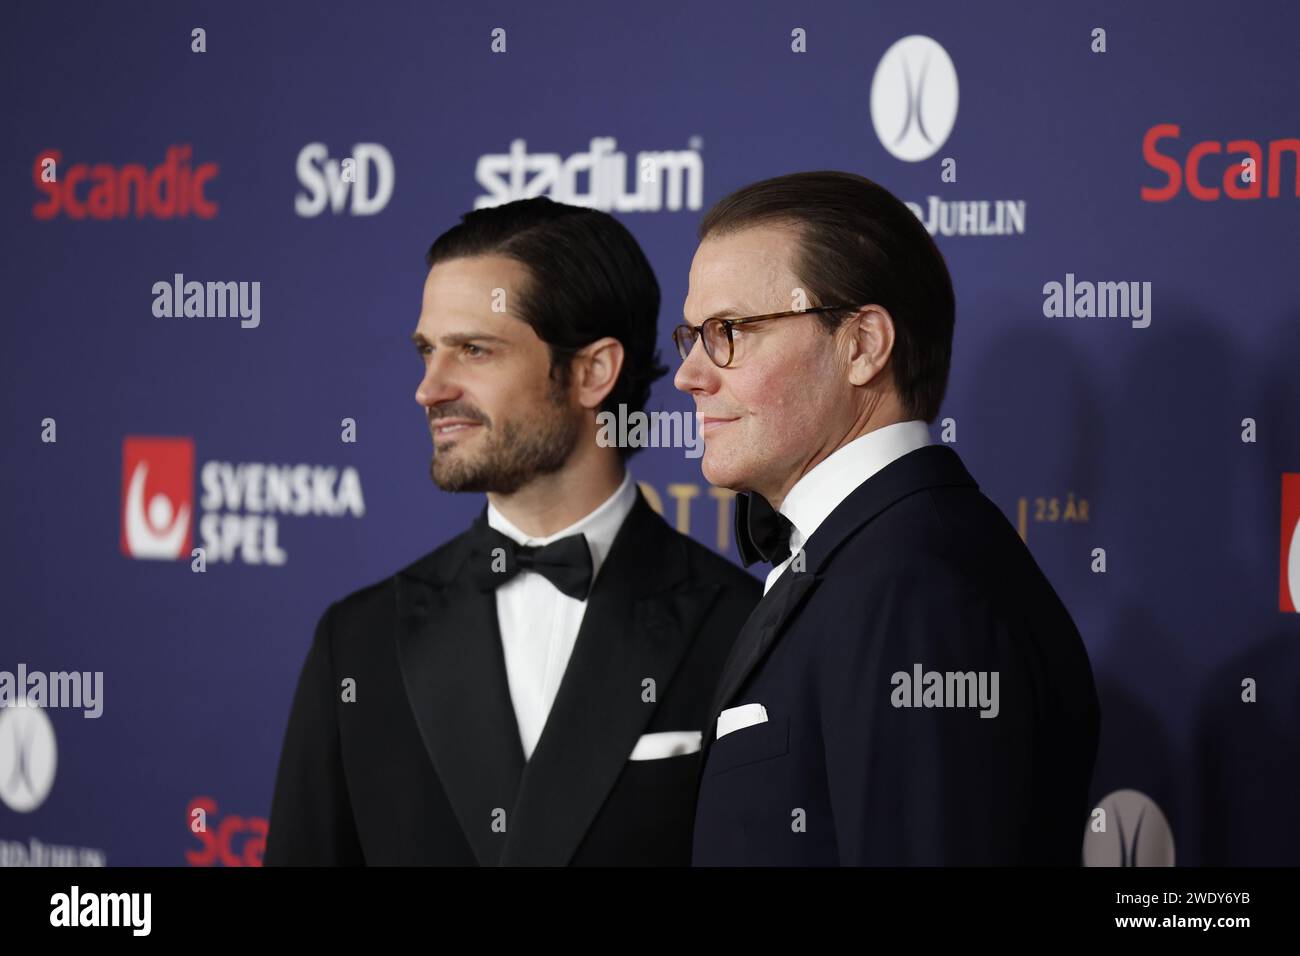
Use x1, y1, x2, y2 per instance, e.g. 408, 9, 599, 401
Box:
675, 171, 1100, 865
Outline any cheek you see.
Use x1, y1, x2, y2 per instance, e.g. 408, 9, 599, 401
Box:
484, 358, 554, 415
735, 372, 823, 441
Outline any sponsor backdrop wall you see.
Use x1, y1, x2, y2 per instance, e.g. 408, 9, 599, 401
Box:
2, 1, 1297, 867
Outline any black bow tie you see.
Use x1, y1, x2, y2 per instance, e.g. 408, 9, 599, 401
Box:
735, 492, 795, 568
466, 517, 594, 600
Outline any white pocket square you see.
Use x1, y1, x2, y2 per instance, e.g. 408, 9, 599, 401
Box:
716, 702, 768, 739
629, 730, 702, 761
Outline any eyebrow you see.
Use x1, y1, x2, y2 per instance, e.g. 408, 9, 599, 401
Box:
410, 331, 511, 347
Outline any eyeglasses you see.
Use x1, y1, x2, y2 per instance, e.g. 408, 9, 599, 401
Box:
671, 305, 858, 369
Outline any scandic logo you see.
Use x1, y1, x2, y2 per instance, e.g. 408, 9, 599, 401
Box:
1281, 474, 1300, 613
1141, 124, 1300, 201
186, 795, 266, 867
120, 435, 365, 566
32, 146, 219, 220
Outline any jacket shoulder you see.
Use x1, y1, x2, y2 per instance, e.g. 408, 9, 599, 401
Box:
323, 528, 475, 627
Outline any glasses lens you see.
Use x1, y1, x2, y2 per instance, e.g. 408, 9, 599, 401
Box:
673, 326, 695, 361
702, 318, 731, 367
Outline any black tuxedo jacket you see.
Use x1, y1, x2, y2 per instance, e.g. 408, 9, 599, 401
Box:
693, 445, 1100, 865
265, 488, 760, 865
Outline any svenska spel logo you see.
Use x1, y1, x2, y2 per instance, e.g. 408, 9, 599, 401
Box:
120, 436, 194, 560
120, 435, 364, 565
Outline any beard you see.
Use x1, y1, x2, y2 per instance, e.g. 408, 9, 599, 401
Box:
428, 378, 580, 494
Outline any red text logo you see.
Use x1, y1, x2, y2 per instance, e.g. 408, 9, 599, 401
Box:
1141, 124, 1300, 201
33, 146, 219, 219
186, 796, 267, 867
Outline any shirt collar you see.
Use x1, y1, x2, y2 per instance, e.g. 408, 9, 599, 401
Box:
486, 470, 637, 580
780, 420, 933, 552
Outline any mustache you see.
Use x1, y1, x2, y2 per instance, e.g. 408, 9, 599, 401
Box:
429, 403, 490, 427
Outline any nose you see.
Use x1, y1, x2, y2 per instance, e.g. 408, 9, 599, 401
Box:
673, 334, 718, 395
415, 352, 460, 408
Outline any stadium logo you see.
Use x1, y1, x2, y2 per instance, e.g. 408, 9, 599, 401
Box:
1281, 473, 1300, 612
870, 35, 958, 162
1142, 124, 1300, 201
0, 704, 58, 813
32, 146, 218, 220
120, 436, 364, 566
474, 137, 703, 212
1082, 789, 1175, 866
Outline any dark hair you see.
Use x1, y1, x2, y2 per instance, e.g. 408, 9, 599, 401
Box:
425, 197, 667, 460
698, 171, 954, 423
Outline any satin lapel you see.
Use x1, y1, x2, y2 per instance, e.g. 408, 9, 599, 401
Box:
499, 492, 715, 866
394, 556, 525, 866
699, 567, 819, 767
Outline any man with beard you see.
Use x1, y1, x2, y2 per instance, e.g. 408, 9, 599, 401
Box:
265, 197, 760, 865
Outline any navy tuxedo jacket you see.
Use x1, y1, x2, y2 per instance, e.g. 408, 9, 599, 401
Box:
692, 444, 1100, 865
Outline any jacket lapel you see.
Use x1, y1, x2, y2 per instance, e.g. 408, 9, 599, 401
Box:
394, 536, 525, 866
499, 490, 721, 865
700, 569, 818, 766
701, 445, 979, 764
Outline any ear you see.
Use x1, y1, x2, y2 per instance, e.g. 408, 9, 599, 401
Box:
570, 336, 625, 409
841, 306, 895, 387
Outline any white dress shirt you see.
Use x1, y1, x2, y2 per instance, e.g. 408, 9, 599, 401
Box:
764, 420, 933, 595
486, 470, 637, 761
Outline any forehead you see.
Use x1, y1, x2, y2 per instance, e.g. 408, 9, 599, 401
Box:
418, 253, 534, 335
684, 223, 803, 322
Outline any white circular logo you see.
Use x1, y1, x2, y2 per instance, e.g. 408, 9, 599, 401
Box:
0, 704, 58, 813
1082, 789, 1176, 866
870, 35, 959, 162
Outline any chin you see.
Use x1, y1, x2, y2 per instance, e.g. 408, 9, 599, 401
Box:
700, 449, 747, 492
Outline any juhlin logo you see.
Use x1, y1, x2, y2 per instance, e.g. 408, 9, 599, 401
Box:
121, 437, 194, 560
1082, 789, 1176, 866
1280, 473, 1300, 613
0, 704, 58, 813
870, 35, 959, 162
